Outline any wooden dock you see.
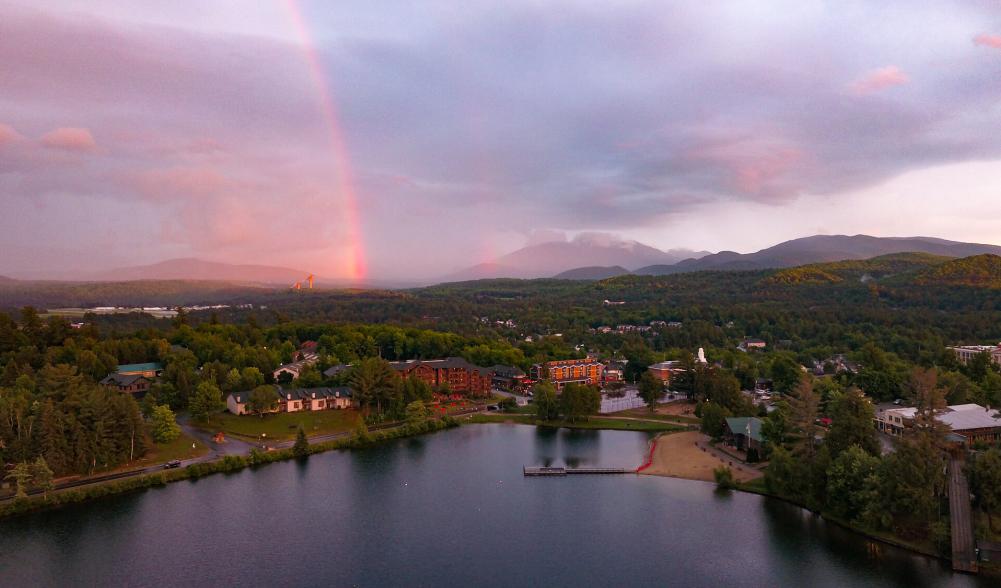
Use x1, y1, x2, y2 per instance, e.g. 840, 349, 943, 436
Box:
523, 466, 631, 476
948, 455, 978, 574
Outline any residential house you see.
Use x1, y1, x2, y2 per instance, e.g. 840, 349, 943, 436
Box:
273, 353, 319, 382
100, 373, 152, 396
226, 386, 354, 416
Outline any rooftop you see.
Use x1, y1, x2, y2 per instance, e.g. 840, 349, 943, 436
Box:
117, 362, 163, 373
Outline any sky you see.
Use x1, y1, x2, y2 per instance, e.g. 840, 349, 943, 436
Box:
2, 0, 1001, 280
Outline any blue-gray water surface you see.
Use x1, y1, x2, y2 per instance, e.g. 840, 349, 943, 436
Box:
0, 424, 991, 587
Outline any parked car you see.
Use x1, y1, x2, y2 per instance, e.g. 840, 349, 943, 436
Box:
163, 459, 182, 469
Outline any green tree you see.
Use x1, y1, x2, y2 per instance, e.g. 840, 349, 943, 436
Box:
533, 381, 559, 421
293, 426, 309, 458
248, 385, 279, 417
29, 456, 55, 497
638, 371, 665, 411
970, 448, 1001, 532
150, 405, 181, 443
405, 400, 430, 426
402, 376, 433, 404
713, 466, 736, 490
5, 462, 31, 498
700, 401, 730, 439
348, 357, 402, 415
770, 354, 802, 394
787, 376, 820, 460
824, 388, 879, 458
826, 444, 879, 522
189, 381, 225, 423
559, 383, 600, 422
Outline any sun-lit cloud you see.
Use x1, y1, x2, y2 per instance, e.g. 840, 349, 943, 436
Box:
973, 33, 1001, 49
40, 127, 97, 152
1, 0, 1000, 279
849, 66, 910, 96
0, 123, 25, 146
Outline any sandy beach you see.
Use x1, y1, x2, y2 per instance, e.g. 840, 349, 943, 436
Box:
639, 431, 763, 482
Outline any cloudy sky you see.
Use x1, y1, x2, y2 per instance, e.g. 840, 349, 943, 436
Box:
2, 0, 1001, 280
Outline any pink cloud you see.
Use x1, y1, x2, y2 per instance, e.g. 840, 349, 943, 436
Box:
40, 127, 97, 151
849, 66, 909, 95
0, 123, 24, 146
973, 33, 1001, 49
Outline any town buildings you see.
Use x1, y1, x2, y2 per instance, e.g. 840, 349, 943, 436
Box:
948, 344, 1001, 366
530, 358, 603, 389
738, 338, 767, 352
389, 357, 494, 396
226, 386, 355, 415
273, 353, 319, 382
490, 364, 528, 392
648, 360, 684, 384
875, 403, 1001, 446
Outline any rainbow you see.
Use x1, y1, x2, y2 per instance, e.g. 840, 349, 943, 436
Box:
283, 0, 366, 280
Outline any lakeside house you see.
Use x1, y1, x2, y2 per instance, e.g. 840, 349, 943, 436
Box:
875, 403, 1001, 446
226, 386, 355, 415
723, 417, 765, 453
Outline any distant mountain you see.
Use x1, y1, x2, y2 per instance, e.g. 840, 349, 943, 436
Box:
0, 275, 15, 283
635, 235, 1001, 275
915, 254, 1001, 288
444, 235, 707, 281
92, 258, 312, 285
553, 266, 630, 280
763, 252, 951, 285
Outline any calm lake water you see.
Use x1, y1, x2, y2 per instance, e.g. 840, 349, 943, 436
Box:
0, 424, 991, 587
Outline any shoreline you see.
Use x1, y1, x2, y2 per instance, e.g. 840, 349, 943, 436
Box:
0, 418, 459, 521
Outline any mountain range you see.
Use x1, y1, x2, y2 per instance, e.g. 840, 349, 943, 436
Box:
443, 235, 708, 281
630, 235, 1001, 276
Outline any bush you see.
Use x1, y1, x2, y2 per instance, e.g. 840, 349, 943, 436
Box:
746, 447, 760, 463
714, 466, 736, 490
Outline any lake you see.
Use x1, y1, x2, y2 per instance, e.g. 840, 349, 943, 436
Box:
0, 424, 991, 587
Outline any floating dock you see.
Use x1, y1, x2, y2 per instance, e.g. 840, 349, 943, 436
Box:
523, 466, 632, 476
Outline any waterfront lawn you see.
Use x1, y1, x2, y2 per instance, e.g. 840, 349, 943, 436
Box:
205, 410, 362, 441
467, 413, 685, 432
146, 433, 210, 464
611, 408, 701, 424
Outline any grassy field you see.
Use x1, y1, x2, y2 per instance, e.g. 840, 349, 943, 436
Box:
612, 408, 701, 424
202, 410, 362, 441
466, 413, 686, 432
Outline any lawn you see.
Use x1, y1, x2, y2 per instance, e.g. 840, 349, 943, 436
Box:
106, 433, 209, 473
612, 407, 701, 424
203, 410, 362, 441
466, 413, 685, 432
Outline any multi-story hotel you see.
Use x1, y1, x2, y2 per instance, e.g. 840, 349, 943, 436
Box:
530, 358, 604, 389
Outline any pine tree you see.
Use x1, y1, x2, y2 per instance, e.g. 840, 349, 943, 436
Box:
293, 426, 310, 458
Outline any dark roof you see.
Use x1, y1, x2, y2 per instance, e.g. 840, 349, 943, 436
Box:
390, 357, 493, 376
490, 365, 525, 378
100, 373, 149, 386
323, 364, 352, 378
230, 386, 352, 404
725, 417, 764, 443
